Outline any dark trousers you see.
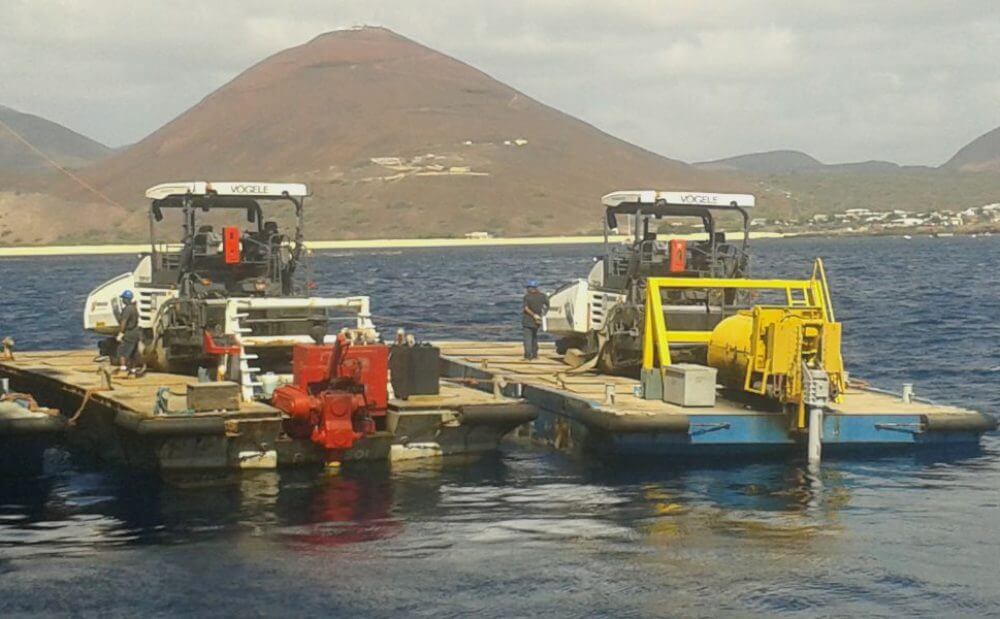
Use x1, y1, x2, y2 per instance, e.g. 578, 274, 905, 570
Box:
523, 326, 539, 359
119, 331, 142, 369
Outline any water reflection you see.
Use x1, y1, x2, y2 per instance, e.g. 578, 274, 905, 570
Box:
0, 440, 998, 615
275, 467, 401, 548
2, 444, 994, 564
3, 238, 1000, 615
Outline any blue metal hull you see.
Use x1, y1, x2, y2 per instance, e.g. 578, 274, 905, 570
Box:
531, 408, 988, 459
438, 349, 994, 461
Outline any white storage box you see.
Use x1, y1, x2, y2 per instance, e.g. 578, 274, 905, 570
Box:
662, 363, 717, 407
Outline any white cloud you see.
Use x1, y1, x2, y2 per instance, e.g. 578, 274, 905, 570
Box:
1, 0, 998, 164
649, 27, 802, 78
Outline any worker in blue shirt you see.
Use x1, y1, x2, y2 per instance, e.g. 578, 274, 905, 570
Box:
116, 290, 142, 376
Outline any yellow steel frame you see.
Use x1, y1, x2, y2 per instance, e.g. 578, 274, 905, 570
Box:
642, 258, 836, 370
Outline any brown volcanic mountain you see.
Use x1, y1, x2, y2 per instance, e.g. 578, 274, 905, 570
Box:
942, 125, 1000, 172
11, 26, 753, 244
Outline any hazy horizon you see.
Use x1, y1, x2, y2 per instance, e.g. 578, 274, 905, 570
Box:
3, 1, 999, 166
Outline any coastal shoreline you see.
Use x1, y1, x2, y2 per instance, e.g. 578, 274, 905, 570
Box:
0, 231, 791, 258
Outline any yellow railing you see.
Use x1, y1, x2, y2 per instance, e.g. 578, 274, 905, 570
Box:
642, 258, 835, 370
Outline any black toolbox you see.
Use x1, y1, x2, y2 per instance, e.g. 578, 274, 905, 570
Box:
389, 344, 440, 399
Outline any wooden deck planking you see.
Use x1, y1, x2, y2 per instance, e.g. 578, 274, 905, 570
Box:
2, 347, 974, 422
0, 350, 276, 417
1, 349, 518, 420
393, 382, 518, 410
436, 341, 974, 419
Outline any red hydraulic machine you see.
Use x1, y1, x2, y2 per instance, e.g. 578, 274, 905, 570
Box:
271, 334, 389, 465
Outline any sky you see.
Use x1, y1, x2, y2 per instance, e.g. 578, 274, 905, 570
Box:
3, 1, 999, 165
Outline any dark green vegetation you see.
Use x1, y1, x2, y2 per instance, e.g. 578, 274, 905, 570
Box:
753, 168, 1000, 219
700, 143, 1000, 220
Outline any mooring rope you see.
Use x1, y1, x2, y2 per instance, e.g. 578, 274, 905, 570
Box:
67, 387, 105, 426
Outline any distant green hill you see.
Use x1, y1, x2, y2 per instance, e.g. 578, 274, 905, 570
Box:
697, 146, 1000, 219
696, 150, 823, 174
696, 149, 938, 177
0, 104, 111, 172
751, 168, 1000, 219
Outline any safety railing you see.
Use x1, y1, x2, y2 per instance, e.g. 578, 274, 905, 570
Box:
642, 258, 834, 370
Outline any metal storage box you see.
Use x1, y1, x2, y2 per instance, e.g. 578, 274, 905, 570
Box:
662, 363, 717, 407
186, 381, 241, 412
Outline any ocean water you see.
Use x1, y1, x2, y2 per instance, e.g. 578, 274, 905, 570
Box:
0, 236, 997, 617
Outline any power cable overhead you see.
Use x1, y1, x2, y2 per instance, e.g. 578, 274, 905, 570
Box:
0, 116, 123, 209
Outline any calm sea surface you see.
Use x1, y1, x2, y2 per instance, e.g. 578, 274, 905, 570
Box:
0, 236, 998, 617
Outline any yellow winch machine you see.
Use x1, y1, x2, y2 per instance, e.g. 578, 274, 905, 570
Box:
642, 259, 846, 431
434, 258, 994, 460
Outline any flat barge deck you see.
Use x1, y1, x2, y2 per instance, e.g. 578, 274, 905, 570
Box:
0, 399, 65, 476
437, 341, 997, 458
0, 350, 536, 472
